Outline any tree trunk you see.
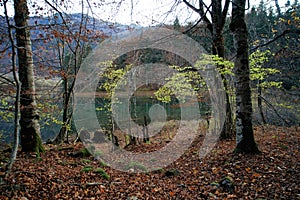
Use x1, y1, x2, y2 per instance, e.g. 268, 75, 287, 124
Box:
257, 80, 266, 124
213, 27, 234, 140
230, 0, 260, 154
206, 0, 234, 139
4, 1, 21, 174
53, 78, 70, 144
14, 0, 44, 153
220, 90, 234, 139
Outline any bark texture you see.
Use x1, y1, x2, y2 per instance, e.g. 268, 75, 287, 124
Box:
230, 0, 259, 153
183, 0, 233, 139
14, 0, 44, 153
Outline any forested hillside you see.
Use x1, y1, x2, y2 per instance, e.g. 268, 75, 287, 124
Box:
0, 13, 134, 75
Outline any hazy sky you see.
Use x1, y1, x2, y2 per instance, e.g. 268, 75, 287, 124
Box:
86, 0, 288, 26
1, 0, 289, 26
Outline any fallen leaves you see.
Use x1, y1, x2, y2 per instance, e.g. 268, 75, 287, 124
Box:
0, 125, 299, 199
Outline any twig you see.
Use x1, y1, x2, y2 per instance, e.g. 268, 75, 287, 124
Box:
260, 96, 291, 126
251, 29, 300, 52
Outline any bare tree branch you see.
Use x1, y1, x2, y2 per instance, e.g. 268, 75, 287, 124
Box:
182, 4, 211, 34
221, 0, 230, 27
44, 0, 76, 54
260, 95, 292, 126
182, 0, 212, 31
198, 1, 212, 27
251, 29, 300, 52
182, 0, 200, 12
0, 72, 15, 85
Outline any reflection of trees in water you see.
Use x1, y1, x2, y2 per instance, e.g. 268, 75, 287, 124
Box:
96, 94, 210, 126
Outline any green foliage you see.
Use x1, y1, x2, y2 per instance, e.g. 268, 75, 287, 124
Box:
99, 160, 108, 167
210, 55, 234, 76
37, 102, 64, 126
210, 182, 219, 187
94, 150, 104, 157
80, 166, 93, 172
96, 61, 128, 131
250, 50, 282, 88
79, 148, 91, 157
81, 159, 92, 163
99, 62, 128, 98
196, 54, 234, 76
97, 61, 128, 97
0, 97, 14, 122
154, 65, 204, 103
96, 61, 127, 104
154, 54, 234, 105
96, 54, 213, 126
57, 160, 77, 166
276, 102, 294, 110
246, 1, 300, 90
94, 168, 110, 180
0, 127, 11, 144
154, 85, 172, 103
152, 168, 164, 173
81, 166, 110, 180
0, 132, 3, 143
173, 16, 181, 31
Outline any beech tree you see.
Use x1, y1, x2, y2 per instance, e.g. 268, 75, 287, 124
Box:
182, 0, 233, 139
13, 0, 44, 153
230, 0, 259, 153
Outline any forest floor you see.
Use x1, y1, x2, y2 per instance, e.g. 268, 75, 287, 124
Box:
0, 125, 299, 199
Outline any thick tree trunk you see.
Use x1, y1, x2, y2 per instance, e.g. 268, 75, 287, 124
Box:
230, 0, 259, 153
14, 0, 44, 153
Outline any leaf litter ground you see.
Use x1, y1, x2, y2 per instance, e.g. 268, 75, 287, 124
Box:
0, 125, 299, 199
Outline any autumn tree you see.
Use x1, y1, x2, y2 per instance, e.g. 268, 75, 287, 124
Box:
269, 2, 300, 90
230, 0, 259, 153
246, 1, 300, 125
42, 1, 118, 144
49, 12, 94, 144
13, 0, 44, 153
